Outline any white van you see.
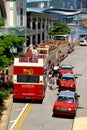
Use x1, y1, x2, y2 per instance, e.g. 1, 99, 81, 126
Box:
80, 40, 87, 46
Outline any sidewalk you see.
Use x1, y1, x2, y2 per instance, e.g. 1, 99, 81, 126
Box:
72, 117, 87, 130
0, 94, 13, 130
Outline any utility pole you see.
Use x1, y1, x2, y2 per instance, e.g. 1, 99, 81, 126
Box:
23, 0, 27, 53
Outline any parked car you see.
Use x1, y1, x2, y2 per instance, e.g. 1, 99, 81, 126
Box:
79, 40, 87, 46
58, 64, 74, 79
53, 90, 80, 117
58, 73, 77, 92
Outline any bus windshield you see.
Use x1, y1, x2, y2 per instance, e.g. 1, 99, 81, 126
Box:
53, 36, 66, 40
37, 47, 48, 54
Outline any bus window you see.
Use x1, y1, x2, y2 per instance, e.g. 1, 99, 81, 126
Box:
53, 36, 66, 40
17, 75, 39, 83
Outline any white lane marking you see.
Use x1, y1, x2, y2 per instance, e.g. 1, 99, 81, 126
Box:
10, 103, 28, 130
9, 120, 15, 123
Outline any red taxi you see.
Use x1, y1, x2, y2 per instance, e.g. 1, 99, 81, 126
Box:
58, 73, 77, 92
58, 64, 74, 78
53, 90, 80, 117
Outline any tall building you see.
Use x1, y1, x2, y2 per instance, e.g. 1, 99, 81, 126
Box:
27, 0, 87, 10
27, 0, 79, 9
50, 0, 78, 9
76, 0, 87, 9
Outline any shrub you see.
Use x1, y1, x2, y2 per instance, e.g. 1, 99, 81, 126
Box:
0, 88, 12, 117
0, 88, 12, 105
0, 109, 2, 117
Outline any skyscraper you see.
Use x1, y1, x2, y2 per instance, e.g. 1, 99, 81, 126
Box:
77, 0, 87, 9
27, 0, 85, 9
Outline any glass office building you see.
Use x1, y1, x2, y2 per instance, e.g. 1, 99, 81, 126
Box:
27, 0, 76, 9
27, 0, 87, 9
76, 0, 87, 9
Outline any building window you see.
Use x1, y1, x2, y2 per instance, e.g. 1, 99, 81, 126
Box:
32, 18, 36, 29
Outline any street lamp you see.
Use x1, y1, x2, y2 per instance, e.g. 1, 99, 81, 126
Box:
23, 0, 27, 53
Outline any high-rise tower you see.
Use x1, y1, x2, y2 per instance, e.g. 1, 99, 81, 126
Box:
77, 0, 87, 9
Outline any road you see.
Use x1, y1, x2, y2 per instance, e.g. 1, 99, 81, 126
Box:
7, 45, 87, 130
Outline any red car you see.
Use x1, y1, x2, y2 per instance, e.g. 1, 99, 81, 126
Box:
58, 73, 77, 92
53, 90, 80, 117
58, 64, 74, 78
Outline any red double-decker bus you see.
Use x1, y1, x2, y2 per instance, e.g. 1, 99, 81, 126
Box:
13, 51, 48, 102
13, 42, 58, 101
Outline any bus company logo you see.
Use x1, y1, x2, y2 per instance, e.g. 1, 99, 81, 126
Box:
23, 68, 33, 74
22, 85, 35, 88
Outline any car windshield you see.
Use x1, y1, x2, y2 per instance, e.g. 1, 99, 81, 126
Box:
80, 41, 84, 42
58, 96, 74, 103
62, 77, 74, 81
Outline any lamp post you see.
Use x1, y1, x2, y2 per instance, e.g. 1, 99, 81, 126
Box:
23, 0, 27, 53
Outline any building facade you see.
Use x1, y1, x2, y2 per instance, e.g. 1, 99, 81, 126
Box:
27, 11, 53, 46
76, 0, 87, 9
0, 0, 54, 46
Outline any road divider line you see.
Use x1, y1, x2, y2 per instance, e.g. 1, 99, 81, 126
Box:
72, 117, 87, 130
11, 103, 33, 130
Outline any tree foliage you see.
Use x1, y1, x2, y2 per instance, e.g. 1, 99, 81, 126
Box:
47, 21, 71, 35
0, 18, 27, 70
0, 35, 27, 70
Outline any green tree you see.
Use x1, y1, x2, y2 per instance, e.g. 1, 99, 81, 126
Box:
0, 18, 27, 70
47, 21, 71, 35
0, 35, 27, 70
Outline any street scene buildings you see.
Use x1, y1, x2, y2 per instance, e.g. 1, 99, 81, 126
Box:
0, 1, 87, 130
0, 1, 87, 60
